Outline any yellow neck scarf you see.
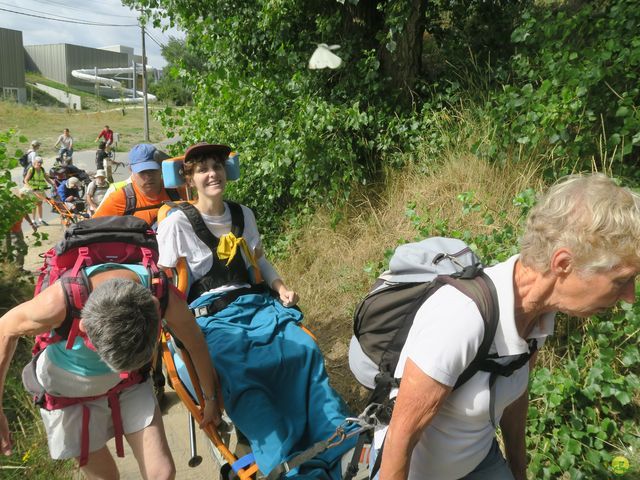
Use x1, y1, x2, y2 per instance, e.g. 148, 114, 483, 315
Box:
217, 232, 263, 283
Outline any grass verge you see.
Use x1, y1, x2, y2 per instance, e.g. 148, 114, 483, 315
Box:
1, 97, 165, 157
0, 264, 75, 479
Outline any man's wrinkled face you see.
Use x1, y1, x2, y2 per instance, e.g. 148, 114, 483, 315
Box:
132, 168, 163, 197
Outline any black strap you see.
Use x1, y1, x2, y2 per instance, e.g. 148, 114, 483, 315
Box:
166, 188, 181, 201
477, 339, 538, 378
343, 431, 370, 480
123, 182, 136, 216
442, 272, 500, 389
173, 202, 220, 249
265, 437, 333, 480
166, 201, 245, 247
191, 285, 266, 318
369, 435, 385, 479
171, 201, 251, 301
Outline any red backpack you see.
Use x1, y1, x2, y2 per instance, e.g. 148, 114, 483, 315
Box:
27, 216, 169, 465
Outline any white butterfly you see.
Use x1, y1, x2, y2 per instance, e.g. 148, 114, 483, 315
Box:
308, 44, 342, 70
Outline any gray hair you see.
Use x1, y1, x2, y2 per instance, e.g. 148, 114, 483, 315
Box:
81, 278, 160, 372
520, 173, 640, 273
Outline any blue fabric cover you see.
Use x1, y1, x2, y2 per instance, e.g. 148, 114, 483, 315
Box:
190, 291, 357, 479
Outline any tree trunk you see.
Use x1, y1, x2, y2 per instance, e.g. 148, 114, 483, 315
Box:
379, 0, 426, 104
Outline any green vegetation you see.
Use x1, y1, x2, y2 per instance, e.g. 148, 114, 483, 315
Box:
486, 0, 640, 177
0, 0, 638, 477
0, 131, 71, 478
148, 37, 200, 105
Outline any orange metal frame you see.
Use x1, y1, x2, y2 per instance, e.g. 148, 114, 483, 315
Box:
33, 191, 82, 227
161, 330, 259, 480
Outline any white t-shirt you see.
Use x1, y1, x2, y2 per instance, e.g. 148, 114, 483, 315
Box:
157, 202, 280, 294
56, 134, 73, 149
400, 255, 555, 479
350, 255, 555, 479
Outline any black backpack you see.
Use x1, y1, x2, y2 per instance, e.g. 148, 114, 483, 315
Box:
19, 152, 30, 168
352, 238, 537, 412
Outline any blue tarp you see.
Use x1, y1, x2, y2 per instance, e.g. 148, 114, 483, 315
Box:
191, 291, 357, 479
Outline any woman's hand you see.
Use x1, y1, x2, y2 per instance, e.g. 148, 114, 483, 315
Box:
278, 287, 299, 307
200, 395, 221, 427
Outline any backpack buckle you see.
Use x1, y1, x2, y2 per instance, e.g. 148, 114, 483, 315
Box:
451, 263, 482, 279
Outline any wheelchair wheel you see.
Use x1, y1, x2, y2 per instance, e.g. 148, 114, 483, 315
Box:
219, 463, 239, 480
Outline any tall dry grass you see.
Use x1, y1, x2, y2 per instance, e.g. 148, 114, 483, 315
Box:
274, 139, 545, 408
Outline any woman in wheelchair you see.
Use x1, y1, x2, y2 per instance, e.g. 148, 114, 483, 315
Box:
157, 143, 357, 479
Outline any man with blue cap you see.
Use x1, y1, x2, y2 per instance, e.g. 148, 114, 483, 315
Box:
94, 144, 182, 227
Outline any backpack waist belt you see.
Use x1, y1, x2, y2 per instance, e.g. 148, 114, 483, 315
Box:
191, 284, 267, 318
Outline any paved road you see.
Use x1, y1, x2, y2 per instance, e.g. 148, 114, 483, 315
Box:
11, 147, 130, 227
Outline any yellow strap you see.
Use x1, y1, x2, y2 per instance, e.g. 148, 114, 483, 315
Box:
217, 232, 263, 283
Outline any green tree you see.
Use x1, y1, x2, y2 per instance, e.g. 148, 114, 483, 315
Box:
149, 37, 202, 105
124, 0, 531, 240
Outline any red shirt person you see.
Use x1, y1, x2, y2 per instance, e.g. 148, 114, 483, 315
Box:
96, 125, 114, 147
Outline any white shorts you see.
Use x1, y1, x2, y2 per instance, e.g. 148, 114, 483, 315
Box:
35, 352, 157, 459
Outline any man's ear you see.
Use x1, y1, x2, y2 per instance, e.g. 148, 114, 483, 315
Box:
550, 248, 574, 275
78, 319, 87, 333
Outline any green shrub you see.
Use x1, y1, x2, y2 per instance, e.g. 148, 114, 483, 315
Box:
487, 0, 640, 178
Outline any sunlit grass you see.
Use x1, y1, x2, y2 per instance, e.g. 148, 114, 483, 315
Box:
0, 99, 166, 157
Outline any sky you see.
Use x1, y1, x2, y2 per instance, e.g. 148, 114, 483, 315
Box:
0, 0, 182, 68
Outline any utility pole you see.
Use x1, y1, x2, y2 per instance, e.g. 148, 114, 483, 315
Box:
140, 14, 150, 142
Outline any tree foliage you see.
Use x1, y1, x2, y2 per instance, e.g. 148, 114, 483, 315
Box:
484, 0, 640, 178
148, 37, 202, 105
125, 0, 531, 241
0, 130, 36, 262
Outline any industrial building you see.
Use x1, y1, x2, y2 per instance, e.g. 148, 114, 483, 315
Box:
24, 43, 132, 97
0, 27, 26, 103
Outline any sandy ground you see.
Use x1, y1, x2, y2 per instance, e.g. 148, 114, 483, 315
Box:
16, 148, 225, 480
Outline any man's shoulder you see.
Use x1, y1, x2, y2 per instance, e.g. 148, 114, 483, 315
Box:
97, 184, 126, 209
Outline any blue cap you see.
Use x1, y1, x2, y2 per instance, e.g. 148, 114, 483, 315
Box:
129, 144, 162, 173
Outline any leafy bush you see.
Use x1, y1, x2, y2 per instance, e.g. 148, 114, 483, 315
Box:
0, 131, 37, 258
487, 0, 640, 177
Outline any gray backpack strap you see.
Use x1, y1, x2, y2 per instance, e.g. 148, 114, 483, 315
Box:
123, 183, 136, 216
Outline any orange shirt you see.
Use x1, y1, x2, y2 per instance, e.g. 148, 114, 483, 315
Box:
93, 181, 175, 226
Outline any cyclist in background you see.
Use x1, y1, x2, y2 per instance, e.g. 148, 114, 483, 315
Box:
96, 125, 114, 152
95, 141, 108, 171
54, 128, 74, 162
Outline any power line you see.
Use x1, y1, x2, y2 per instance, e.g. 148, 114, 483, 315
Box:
31, 0, 138, 19
0, 6, 138, 26
145, 31, 165, 50
0, 1, 69, 21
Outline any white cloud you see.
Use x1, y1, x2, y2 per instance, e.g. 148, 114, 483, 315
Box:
0, 0, 183, 68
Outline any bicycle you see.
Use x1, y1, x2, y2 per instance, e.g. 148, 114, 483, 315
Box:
104, 144, 125, 182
